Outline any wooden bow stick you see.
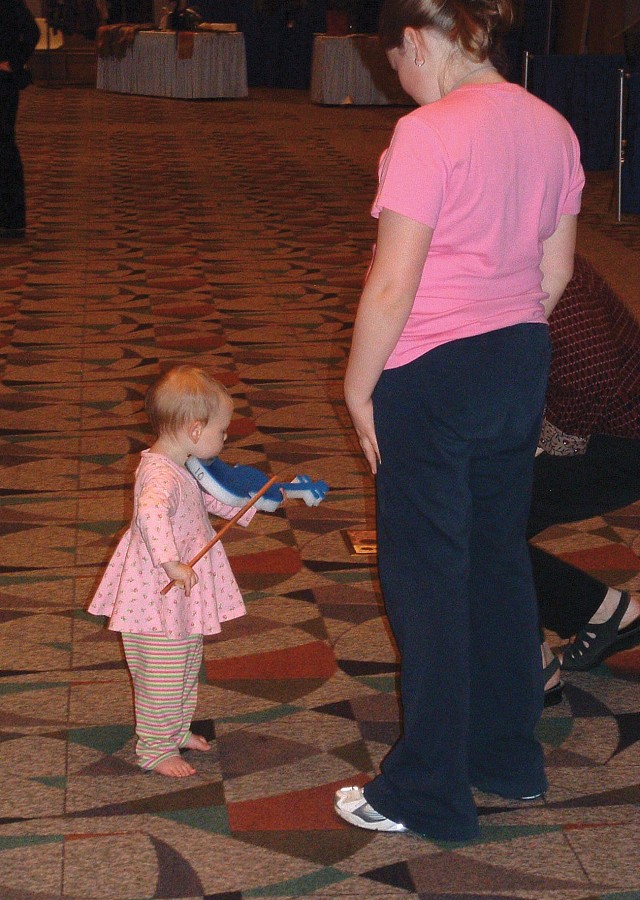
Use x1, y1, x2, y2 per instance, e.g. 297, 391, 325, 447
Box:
161, 474, 280, 595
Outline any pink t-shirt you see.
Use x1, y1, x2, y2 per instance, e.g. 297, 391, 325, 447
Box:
373, 82, 585, 368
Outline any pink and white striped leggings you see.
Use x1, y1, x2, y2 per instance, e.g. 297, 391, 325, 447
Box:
122, 632, 203, 770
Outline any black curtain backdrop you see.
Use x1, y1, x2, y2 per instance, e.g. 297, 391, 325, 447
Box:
192, 0, 326, 88
106, 0, 153, 22
622, 72, 640, 213
527, 53, 626, 170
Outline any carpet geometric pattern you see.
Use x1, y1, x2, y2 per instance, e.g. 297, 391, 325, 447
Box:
0, 84, 639, 899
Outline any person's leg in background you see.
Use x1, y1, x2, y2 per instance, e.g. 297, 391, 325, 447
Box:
528, 436, 640, 667
530, 546, 610, 638
0, 78, 27, 237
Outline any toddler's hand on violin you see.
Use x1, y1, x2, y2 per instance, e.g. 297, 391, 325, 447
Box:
162, 561, 198, 596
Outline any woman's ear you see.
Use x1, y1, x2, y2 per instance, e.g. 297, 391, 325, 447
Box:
403, 26, 419, 52
404, 26, 429, 66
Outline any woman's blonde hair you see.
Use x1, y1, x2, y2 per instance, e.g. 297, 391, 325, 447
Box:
145, 365, 231, 436
378, 0, 514, 63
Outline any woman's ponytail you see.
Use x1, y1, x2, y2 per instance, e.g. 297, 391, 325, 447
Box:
379, 0, 514, 62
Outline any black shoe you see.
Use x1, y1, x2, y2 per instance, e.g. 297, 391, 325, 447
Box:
561, 591, 640, 671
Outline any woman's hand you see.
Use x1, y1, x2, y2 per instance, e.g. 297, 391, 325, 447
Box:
347, 396, 380, 475
162, 560, 198, 596
344, 209, 433, 477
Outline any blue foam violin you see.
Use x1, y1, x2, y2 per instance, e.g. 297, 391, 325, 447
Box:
186, 456, 329, 512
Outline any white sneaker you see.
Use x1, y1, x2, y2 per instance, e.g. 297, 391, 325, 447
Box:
334, 786, 407, 832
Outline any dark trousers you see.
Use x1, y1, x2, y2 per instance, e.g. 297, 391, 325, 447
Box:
528, 435, 640, 638
364, 324, 551, 841
0, 78, 26, 231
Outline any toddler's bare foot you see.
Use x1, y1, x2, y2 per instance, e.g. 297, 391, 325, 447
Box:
154, 756, 196, 777
184, 733, 210, 752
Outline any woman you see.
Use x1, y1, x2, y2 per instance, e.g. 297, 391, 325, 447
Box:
334, 0, 584, 841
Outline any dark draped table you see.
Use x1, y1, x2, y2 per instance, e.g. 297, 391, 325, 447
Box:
192, 0, 327, 88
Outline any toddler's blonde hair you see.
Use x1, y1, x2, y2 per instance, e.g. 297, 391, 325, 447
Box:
145, 365, 231, 436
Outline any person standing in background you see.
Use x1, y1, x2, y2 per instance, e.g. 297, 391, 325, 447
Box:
0, 0, 39, 241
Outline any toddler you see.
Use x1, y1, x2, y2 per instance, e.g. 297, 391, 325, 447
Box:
88, 365, 256, 777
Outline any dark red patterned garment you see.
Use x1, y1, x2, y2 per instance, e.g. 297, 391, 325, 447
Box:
541, 254, 640, 454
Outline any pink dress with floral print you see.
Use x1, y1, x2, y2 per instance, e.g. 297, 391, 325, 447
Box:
88, 450, 255, 638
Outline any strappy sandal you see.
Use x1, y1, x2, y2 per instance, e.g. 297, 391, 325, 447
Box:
561, 591, 640, 672
543, 656, 564, 707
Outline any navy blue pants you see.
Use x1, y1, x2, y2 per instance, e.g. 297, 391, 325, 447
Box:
364, 324, 551, 841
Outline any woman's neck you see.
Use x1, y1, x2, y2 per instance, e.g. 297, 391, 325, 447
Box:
443, 62, 504, 96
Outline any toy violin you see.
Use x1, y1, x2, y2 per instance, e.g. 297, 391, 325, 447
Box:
186, 456, 329, 512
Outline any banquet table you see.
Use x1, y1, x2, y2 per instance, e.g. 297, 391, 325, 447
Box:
310, 34, 412, 105
96, 30, 248, 99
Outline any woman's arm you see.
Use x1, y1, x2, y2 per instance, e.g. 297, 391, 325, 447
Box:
344, 208, 433, 474
540, 214, 578, 319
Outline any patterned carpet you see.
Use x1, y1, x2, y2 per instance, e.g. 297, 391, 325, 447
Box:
0, 84, 639, 900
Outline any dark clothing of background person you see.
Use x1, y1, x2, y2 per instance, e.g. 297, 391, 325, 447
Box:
529, 254, 640, 638
0, 0, 39, 238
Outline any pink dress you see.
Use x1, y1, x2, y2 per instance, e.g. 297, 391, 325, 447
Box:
88, 450, 255, 638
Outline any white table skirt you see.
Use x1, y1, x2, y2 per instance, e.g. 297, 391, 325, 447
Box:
96, 31, 248, 99
310, 34, 413, 106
